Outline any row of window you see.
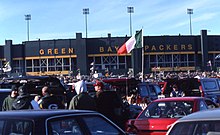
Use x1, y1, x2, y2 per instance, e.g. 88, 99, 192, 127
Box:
1, 53, 220, 75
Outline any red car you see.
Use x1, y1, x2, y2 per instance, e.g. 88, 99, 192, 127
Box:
125, 97, 218, 135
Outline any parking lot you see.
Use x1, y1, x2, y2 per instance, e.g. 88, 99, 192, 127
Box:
0, 71, 220, 134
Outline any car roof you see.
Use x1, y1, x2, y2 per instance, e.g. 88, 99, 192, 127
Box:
199, 78, 218, 81
3, 76, 61, 83
0, 109, 97, 120
177, 108, 220, 122
0, 88, 11, 92
4, 76, 51, 80
154, 97, 205, 102
1, 76, 66, 95
138, 82, 159, 85
102, 78, 141, 86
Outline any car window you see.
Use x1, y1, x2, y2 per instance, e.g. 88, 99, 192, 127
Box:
202, 80, 218, 91
168, 121, 220, 135
199, 101, 208, 111
139, 85, 149, 97
49, 118, 83, 135
83, 116, 123, 135
168, 122, 195, 135
148, 85, 157, 96
48, 115, 123, 135
0, 119, 33, 135
205, 99, 218, 109
139, 101, 193, 118
153, 85, 162, 95
218, 79, 220, 87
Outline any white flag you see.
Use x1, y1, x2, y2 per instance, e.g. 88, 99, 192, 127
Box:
90, 62, 94, 65
3, 62, 12, 72
215, 54, 220, 60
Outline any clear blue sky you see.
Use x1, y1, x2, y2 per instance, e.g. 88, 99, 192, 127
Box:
0, 0, 219, 45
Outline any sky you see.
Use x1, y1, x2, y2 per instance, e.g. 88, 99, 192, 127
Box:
0, 0, 220, 45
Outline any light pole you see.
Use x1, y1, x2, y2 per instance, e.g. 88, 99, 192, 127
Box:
127, 7, 134, 36
37, 38, 41, 73
187, 8, 193, 35
83, 8, 89, 38
25, 14, 31, 41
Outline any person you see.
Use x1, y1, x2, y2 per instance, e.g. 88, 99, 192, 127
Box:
69, 80, 96, 110
93, 81, 128, 129
12, 84, 40, 110
93, 81, 104, 98
38, 86, 65, 109
66, 82, 77, 108
170, 84, 185, 97
2, 85, 19, 111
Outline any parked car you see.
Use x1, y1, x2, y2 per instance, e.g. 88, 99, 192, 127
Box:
135, 82, 162, 104
102, 77, 141, 97
161, 78, 220, 104
125, 97, 218, 135
167, 108, 220, 135
0, 109, 127, 135
0, 76, 67, 109
102, 78, 162, 104
1, 76, 66, 95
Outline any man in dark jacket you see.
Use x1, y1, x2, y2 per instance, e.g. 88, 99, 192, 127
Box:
12, 84, 39, 110
38, 86, 65, 109
69, 80, 96, 111
93, 81, 128, 129
2, 85, 18, 111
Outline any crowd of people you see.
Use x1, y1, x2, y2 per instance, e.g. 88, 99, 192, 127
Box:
1, 70, 219, 129
1, 77, 128, 129
2, 84, 64, 110
53, 70, 220, 86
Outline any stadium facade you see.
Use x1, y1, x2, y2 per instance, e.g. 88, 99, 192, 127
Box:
0, 29, 220, 76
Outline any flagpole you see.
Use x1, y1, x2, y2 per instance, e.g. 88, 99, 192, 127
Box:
141, 29, 144, 82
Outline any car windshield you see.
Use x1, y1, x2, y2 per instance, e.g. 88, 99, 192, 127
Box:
139, 101, 194, 118
0, 119, 33, 135
202, 80, 219, 91
48, 115, 123, 135
169, 120, 220, 135
153, 85, 162, 95
139, 85, 149, 97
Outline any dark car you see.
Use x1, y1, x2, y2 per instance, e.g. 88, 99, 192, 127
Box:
0, 109, 127, 135
0, 76, 67, 108
161, 78, 220, 104
1, 76, 66, 95
102, 77, 141, 97
102, 78, 161, 104
136, 82, 162, 104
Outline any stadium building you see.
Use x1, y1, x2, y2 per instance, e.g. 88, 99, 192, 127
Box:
0, 29, 220, 76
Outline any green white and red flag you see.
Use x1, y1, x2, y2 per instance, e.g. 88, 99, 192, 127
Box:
117, 29, 142, 54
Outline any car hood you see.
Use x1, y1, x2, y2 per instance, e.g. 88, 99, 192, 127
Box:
131, 118, 178, 131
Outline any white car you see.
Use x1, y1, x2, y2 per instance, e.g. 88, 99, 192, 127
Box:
167, 108, 220, 135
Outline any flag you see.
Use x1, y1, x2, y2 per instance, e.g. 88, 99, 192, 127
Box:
215, 54, 220, 60
207, 60, 212, 70
3, 61, 12, 72
90, 62, 94, 65
117, 29, 142, 54
207, 60, 212, 67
